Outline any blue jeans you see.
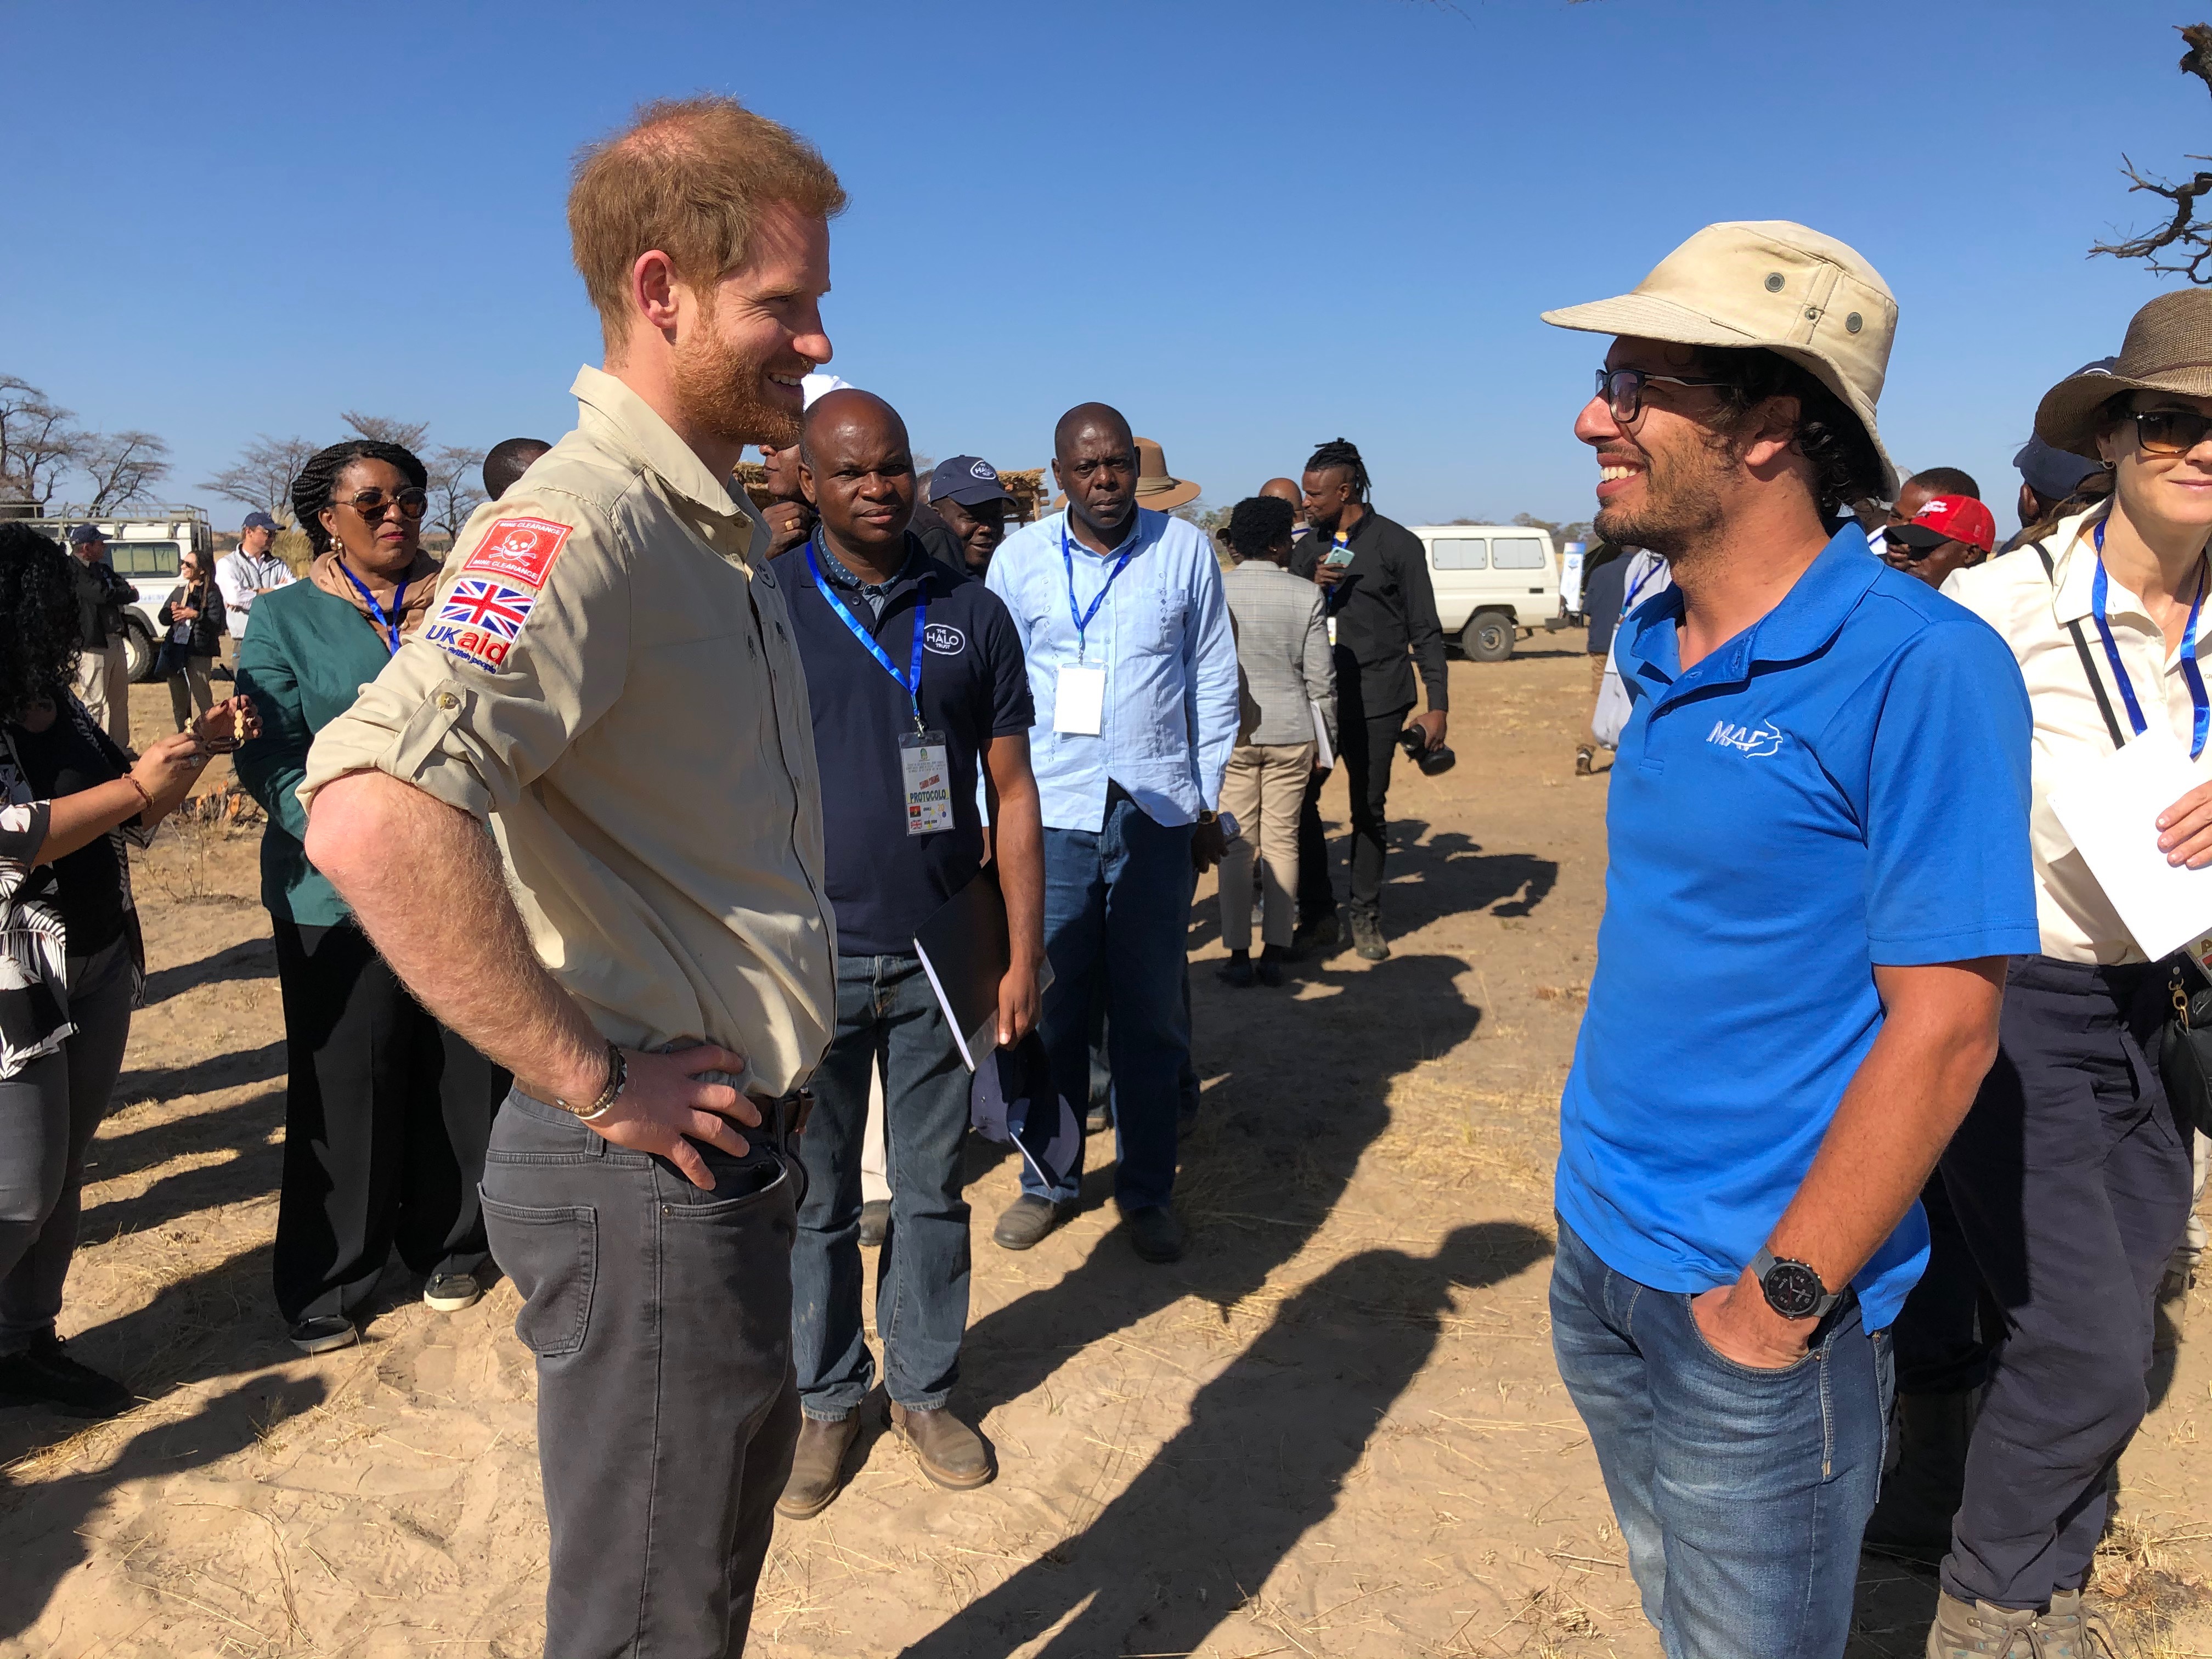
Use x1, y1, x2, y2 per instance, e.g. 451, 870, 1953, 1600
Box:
1549, 1217, 1892, 1659
791, 953, 973, 1418
1030, 788, 1195, 1212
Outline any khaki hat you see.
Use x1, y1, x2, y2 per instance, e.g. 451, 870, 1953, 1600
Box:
2034, 291, 2212, 460
1542, 219, 1900, 495
1132, 436, 1201, 511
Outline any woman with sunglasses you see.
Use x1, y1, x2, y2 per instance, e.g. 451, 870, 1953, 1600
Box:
235, 439, 507, 1355
1928, 291, 2212, 1653
155, 549, 226, 733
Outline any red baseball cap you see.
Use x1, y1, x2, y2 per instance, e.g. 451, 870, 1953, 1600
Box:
1891, 494, 1996, 556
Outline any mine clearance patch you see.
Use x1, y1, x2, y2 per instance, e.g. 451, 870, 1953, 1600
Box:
461, 517, 571, 589
426, 577, 539, 670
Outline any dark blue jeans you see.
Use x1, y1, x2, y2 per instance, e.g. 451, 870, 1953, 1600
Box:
792, 953, 973, 1418
1029, 789, 1195, 1212
1550, 1217, 1892, 1659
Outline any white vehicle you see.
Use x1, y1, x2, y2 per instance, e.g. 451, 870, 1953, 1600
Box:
1410, 524, 1564, 662
3, 503, 217, 680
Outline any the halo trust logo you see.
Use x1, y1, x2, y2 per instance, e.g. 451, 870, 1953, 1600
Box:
969, 460, 995, 480
1706, 718, 1784, 757
923, 622, 967, 656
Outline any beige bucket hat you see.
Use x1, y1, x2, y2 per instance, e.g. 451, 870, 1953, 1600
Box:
1133, 436, 1201, 511
1542, 219, 1901, 495
2033, 290, 2212, 459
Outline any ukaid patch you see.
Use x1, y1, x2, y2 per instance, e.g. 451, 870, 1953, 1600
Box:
461, 517, 571, 589
425, 577, 539, 670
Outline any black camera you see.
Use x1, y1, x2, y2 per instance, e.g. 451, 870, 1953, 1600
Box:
1397, 725, 1456, 776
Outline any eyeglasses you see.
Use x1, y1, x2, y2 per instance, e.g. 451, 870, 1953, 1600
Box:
337, 486, 428, 521
2126, 408, 2212, 457
1594, 366, 1730, 422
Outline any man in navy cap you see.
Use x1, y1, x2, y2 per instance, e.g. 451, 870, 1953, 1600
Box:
927, 456, 1018, 573
67, 524, 136, 747
216, 511, 295, 670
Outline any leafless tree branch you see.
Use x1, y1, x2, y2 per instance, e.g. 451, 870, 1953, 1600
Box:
0, 375, 88, 507
200, 434, 318, 523
425, 443, 488, 544
340, 410, 431, 451
2092, 24, 2212, 280
78, 429, 173, 512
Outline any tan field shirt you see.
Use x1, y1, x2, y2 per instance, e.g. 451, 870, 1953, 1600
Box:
301, 366, 834, 1094
1943, 501, 2212, 965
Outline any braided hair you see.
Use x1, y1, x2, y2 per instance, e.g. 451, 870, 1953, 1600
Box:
291, 438, 429, 555
0, 522, 83, 721
1305, 438, 1370, 503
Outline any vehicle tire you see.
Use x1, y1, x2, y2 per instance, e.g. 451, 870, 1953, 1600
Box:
1462, 610, 1515, 662
123, 619, 159, 682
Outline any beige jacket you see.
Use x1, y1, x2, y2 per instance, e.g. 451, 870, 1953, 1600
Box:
301, 366, 834, 1094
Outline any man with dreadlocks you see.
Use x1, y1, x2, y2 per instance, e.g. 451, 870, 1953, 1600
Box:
299, 97, 845, 1656
1289, 438, 1448, 962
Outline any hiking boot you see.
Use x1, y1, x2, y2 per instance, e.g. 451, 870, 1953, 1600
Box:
1124, 1204, 1186, 1263
287, 1315, 359, 1356
1291, 910, 1341, 960
0, 1333, 133, 1419
890, 1402, 993, 1490
2156, 1264, 2194, 1353
1864, 1390, 1976, 1564
992, 1195, 1073, 1251
1575, 744, 1595, 776
424, 1273, 482, 1313
859, 1198, 890, 1249
1349, 912, 1390, 962
1926, 1590, 2036, 1657
1256, 949, 1286, 988
1216, 952, 1255, 988
2033, 1590, 2118, 1659
775, 1412, 860, 1520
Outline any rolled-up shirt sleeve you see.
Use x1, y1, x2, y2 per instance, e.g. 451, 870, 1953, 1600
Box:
300, 495, 631, 822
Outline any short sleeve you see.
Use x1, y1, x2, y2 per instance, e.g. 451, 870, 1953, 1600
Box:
1855, 620, 2040, 964
300, 495, 630, 822
979, 589, 1035, 737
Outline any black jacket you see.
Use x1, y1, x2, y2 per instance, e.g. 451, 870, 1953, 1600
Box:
1289, 508, 1448, 715
157, 580, 226, 657
70, 557, 134, 648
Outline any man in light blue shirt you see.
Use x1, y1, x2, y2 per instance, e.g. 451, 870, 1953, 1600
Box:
984, 403, 1238, 1262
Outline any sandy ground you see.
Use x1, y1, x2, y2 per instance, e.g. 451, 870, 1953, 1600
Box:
2, 645, 2208, 1659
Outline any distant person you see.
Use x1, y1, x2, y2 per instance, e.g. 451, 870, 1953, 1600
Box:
758, 440, 818, 556
1216, 494, 1331, 987
1882, 493, 1995, 588
1871, 465, 1980, 562
235, 438, 508, 1357
1289, 438, 1448, 962
1573, 540, 1630, 775
65, 526, 134, 751
2004, 428, 2107, 552
155, 549, 225, 732
1541, 220, 2035, 1659
481, 437, 552, 502
984, 402, 1237, 1263
926, 456, 1018, 573
1259, 476, 1308, 540
215, 511, 294, 669
770, 389, 1042, 1516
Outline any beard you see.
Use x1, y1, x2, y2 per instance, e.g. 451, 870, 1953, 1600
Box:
1593, 433, 1734, 572
669, 293, 804, 450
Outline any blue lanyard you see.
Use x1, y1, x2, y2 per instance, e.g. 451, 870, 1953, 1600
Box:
1622, 556, 1662, 613
2090, 518, 2210, 758
806, 540, 927, 731
1061, 523, 1135, 662
337, 561, 406, 656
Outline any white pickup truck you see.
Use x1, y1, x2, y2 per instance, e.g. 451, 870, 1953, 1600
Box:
6, 504, 217, 680
1408, 524, 1564, 662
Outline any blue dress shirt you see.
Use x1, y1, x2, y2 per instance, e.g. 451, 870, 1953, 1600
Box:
986, 507, 1239, 833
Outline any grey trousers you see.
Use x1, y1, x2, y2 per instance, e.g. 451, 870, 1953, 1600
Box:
0, 938, 135, 1353
481, 1088, 800, 1658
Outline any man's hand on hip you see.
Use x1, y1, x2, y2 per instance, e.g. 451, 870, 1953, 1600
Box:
585, 1043, 764, 1192
1691, 1269, 1813, 1370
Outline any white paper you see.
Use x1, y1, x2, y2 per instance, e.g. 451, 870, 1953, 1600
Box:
1053, 664, 1106, 735
1311, 699, 1335, 770
2046, 728, 2212, 960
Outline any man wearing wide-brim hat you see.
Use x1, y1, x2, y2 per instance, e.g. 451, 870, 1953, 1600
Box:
1538, 219, 2039, 1659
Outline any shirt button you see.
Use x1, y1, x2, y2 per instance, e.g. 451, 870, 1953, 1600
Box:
761, 570, 776, 588
436, 692, 459, 710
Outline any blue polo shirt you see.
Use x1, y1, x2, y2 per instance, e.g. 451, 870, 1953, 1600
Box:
1558, 525, 2038, 1332
771, 534, 1034, 959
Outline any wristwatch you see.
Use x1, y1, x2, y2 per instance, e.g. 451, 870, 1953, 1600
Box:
1750, 1246, 1839, 1321
551, 1041, 628, 1122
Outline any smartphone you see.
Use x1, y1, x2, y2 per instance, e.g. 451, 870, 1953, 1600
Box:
1323, 541, 1355, 569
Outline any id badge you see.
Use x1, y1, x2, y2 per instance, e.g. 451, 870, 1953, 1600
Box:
900, 730, 954, 836
1054, 664, 1107, 735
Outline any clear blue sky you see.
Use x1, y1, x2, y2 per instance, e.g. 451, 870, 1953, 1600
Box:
2, 0, 2202, 533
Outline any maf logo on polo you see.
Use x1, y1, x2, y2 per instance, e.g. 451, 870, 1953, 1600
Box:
1706, 718, 1784, 757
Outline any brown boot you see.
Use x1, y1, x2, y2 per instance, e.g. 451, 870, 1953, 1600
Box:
890, 1402, 993, 1490
775, 1412, 860, 1520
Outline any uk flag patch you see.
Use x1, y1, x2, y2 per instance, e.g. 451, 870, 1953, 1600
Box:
426, 577, 539, 670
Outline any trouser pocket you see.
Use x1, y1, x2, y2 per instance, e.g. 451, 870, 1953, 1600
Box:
481, 1194, 597, 1358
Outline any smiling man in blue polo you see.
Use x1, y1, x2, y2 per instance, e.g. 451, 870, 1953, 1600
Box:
1538, 222, 2039, 1659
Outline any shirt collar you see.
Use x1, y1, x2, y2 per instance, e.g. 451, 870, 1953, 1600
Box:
2045, 500, 2117, 628
815, 532, 929, 597
1623, 522, 1882, 690
569, 365, 747, 522
1056, 506, 1149, 560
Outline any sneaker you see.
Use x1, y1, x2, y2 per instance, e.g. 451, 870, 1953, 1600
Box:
2156, 1264, 2194, 1353
890, 1402, 993, 1490
1349, 912, 1390, 961
1255, 951, 1285, 988
1291, 910, 1341, 960
287, 1315, 359, 1356
1926, 1589, 2036, 1658
424, 1273, 482, 1313
2033, 1589, 2118, 1659
859, 1198, 891, 1249
775, 1412, 861, 1520
992, 1195, 1074, 1251
1085, 1101, 1111, 1136
1216, 952, 1254, 988
1124, 1204, 1186, 1263
0, 1333, 133, 1419
1575, 745, 1595, 776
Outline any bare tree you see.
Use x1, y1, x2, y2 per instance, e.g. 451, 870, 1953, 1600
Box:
425, 443, 488, 544
0, 375, 87, 507
200, 434, 318, 523
340, 410, 431, 450
78, 430, 173, 512
2091, 24, 2212, 280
